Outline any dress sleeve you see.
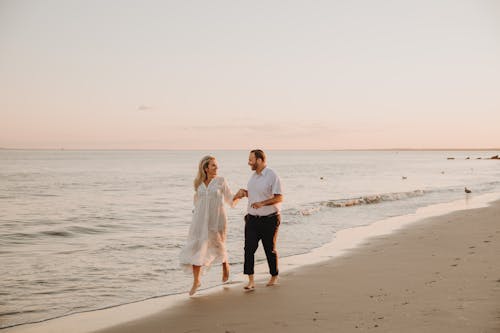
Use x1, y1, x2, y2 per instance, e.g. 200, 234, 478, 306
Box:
193, 189, 199, 206
221, 178, 236, 208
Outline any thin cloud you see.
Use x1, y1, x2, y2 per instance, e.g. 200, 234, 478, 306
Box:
178, 123, 339, 140
137, 105, 153, 111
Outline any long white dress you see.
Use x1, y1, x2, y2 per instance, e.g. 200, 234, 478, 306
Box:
179, 177, 234, 272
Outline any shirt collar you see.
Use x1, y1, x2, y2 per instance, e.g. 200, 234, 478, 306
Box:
256, 166, 268, 176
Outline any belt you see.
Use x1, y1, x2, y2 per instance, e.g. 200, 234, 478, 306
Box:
247, 212, 279, 219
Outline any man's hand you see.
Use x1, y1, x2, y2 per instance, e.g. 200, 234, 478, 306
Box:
251, 194, 282, 209
251, 201, 264, 209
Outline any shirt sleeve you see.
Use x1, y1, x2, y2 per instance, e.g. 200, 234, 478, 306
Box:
271, 171, 283, 195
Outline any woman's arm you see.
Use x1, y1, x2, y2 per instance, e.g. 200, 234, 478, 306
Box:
193, 191, 198, 206
222, 178, 243, 208
232, 189, 247, 206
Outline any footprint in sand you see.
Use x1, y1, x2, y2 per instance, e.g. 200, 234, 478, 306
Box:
272, 321, 289, 328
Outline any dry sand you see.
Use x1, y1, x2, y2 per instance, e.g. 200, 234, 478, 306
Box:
91, 200, 500, 333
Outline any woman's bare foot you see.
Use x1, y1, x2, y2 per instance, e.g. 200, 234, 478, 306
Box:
189, 281, 201, 296
266, 275, 278, 286
222, 262, 230, 282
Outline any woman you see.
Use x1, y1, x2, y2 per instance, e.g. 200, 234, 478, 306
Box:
179, 155, 244, 296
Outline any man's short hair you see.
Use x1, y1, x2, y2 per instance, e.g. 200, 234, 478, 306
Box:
250, 149, 266, 162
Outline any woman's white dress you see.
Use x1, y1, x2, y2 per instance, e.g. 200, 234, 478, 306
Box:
179, 177, 234, 272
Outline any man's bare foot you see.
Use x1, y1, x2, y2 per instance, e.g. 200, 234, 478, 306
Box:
222, 263, 230, 282
244, 275, 255, 291
266, 276, 278, 286
189, 281, 201, 296
243, 282, 255, 291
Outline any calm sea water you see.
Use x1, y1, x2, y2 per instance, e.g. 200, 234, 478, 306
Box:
1, 150, 499, 328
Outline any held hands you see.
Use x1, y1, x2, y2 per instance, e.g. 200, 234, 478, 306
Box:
233, 189, 264, 208
234, 189, 248, 200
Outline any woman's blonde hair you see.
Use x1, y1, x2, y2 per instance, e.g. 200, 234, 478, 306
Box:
193, 155, 215, 190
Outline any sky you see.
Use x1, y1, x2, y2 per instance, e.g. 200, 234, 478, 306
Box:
1, 0, 499, 150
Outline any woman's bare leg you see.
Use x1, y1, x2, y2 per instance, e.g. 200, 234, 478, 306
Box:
189, 265, 201, 296
222, 262, 230, 282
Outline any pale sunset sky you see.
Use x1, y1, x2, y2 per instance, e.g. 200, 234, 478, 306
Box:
1, 0, 499, 150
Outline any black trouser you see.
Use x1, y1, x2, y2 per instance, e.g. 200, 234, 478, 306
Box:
244, 213, 280, 276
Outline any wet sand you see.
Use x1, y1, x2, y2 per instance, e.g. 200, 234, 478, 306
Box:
91, 200, 500, 333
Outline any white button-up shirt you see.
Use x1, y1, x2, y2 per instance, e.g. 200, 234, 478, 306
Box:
247, 167, 283, 216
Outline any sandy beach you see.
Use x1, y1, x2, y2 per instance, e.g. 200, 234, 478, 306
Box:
88, 199, 500, 333
5, 198, 500, 333
4, 0, 500, 330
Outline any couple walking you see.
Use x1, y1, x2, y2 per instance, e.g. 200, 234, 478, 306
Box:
179, 149, 283, 296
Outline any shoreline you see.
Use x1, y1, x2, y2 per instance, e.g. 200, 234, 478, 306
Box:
4, 192, 500, 332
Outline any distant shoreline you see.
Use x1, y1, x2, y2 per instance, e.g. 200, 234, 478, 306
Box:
1, 148, 499, 152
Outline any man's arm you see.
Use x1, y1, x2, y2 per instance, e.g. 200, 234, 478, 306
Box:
251, 194, 283, 209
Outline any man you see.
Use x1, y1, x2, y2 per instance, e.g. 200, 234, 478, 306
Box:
240, 149, 283, 290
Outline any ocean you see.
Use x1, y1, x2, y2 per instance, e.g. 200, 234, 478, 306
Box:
1, 149, 499, 329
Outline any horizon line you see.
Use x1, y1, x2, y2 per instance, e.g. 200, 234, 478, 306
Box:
1, 147, 499, 152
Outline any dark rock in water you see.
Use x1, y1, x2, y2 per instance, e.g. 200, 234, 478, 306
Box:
476, 157, 482, 159
465, 187, 472, 194
491, 155, 499, 159
402, 176, 407, 180
466, 157, 470, 160
447, 157, 455, 160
